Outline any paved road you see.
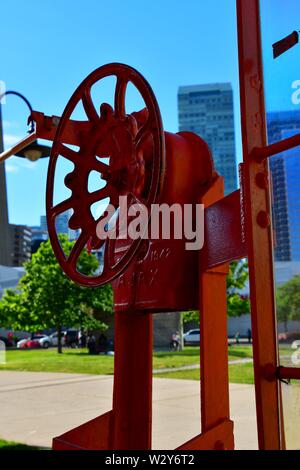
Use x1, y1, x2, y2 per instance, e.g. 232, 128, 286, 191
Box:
0, 371, 258, 450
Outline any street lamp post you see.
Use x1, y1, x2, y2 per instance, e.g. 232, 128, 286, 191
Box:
0, 91, 52, 266
0, 102, 11, 265
0, 91, 52, 162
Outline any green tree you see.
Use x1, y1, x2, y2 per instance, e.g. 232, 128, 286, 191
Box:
227, 260, 250, 317
183, 260, 250, 323
276, 275, 300, 332
0, 236, 113, 353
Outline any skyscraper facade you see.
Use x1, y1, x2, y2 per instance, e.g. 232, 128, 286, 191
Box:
178, 83, 237, 195
267, 110, 300, 262
10, 224, 32, 266
40, 211, 78, 241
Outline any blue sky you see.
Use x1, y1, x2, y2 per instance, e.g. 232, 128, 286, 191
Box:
1, 0, 299, 226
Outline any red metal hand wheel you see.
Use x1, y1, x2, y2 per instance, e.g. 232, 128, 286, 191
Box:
46, 63, 165, 286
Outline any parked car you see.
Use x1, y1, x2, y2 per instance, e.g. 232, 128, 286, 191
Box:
26, 338, 41, 348
17, 338, 29, 349
17, 334, 52, 349
183, 329, 200, 345
64, 330, 79, 348
49, 332, 66, 346
0, 336, 14, 348
17, 337, 40, 349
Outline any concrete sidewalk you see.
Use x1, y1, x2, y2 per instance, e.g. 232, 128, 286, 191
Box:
0, 371, 258, 450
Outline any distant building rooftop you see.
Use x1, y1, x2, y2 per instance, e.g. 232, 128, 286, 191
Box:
178, 83, 232, 94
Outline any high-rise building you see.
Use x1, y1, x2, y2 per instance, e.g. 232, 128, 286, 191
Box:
10, 224, 32, 266
178, 83, 237, 195
40, 211, 78, 240
31, 226, 48, 254
267, 110, 300, 261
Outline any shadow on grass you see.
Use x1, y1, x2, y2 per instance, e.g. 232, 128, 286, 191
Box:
62, 351, 113, 357
154, 350, 200, 358
227, 348, 253, 359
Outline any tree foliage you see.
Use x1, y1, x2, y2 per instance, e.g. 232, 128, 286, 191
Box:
276, 275, 300, 331
183, 260, 250, 323
0, 236, 113, 352
226, 260, 250, 317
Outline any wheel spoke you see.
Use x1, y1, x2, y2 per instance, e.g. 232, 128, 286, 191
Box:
93, 159, 110, 174
88, 185, 115, 204
50, 198, 73, 218
56, 143, 78, 162
114, 76, 128, 118
82, 87, 99, 123
68, 231, 90, 268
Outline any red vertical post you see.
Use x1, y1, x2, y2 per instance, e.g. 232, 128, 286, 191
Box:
199, 177, 233, 448
200, 267, 231, 428
236, 0, 282, 449
112, 311, 153, 449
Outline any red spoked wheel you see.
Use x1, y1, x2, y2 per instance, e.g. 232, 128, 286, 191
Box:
46, 63, 165, 286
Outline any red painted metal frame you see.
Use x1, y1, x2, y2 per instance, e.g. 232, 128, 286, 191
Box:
237, 0, 282, 449
176, 420, 234, 451
112, 312, 153, 449
199, 177, 232, 442
0, 131, 37, 163
277, 367, 300, 381
5, 7, 299, 445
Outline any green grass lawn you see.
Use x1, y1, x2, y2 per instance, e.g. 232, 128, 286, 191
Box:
0, 348, 115, 375
0, 346, 246, 374
0, 439, 45, 450
154, 362, 255, 384
0, 345, 252, 375
0, 345, 293, 384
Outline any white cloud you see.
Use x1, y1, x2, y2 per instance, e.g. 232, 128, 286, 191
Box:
17, 159, 38, 170
2, 155, 38, 172
5, 163, 18, 174
3, 134, 22, 147
2, 120, 20, 130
